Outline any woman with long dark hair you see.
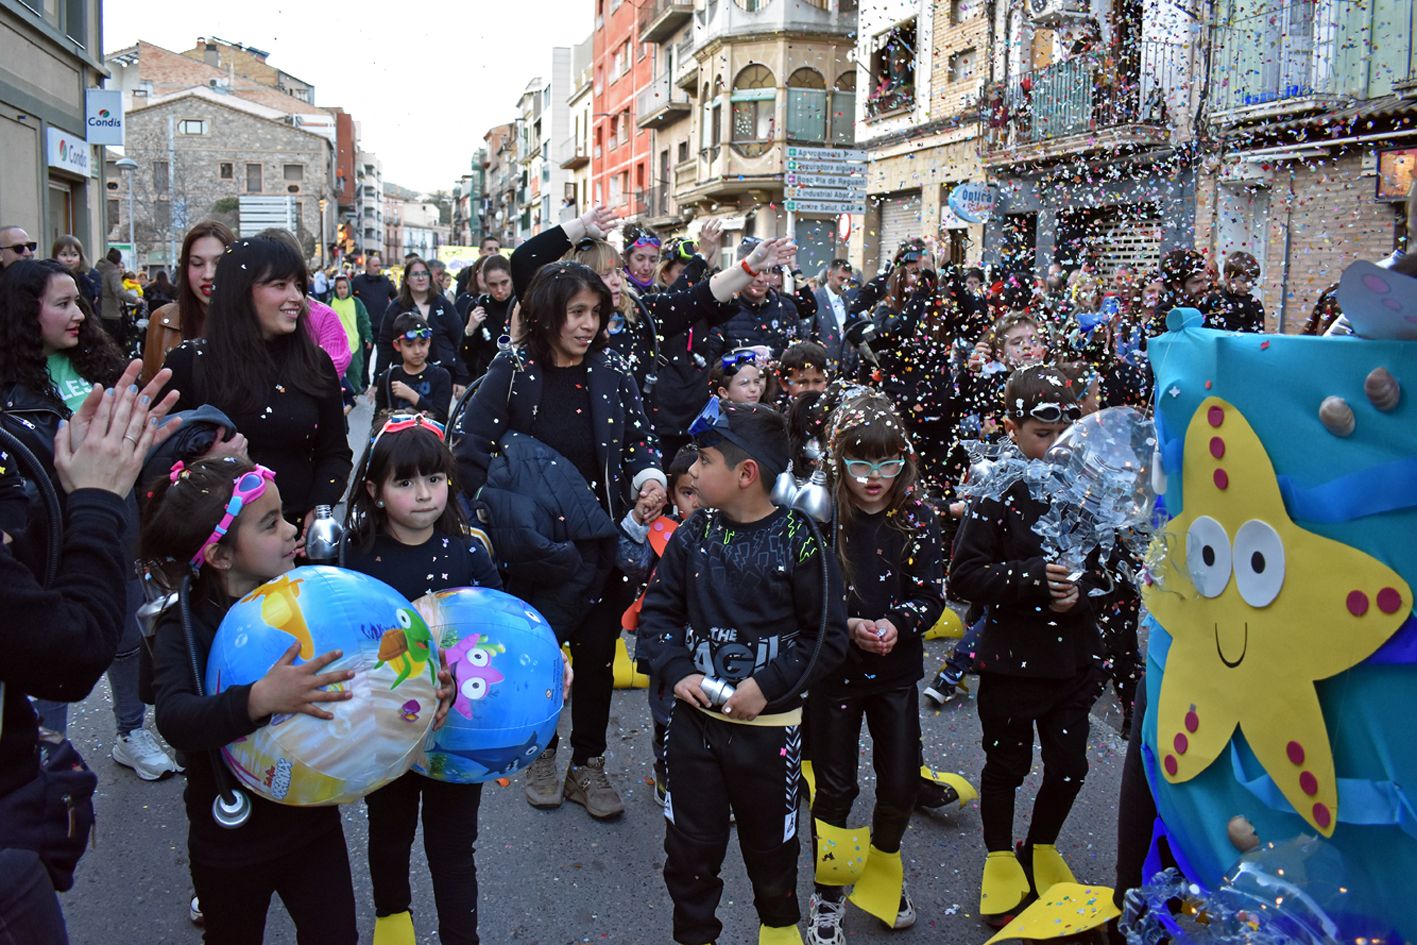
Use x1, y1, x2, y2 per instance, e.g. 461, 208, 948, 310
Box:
140, 219, 233, 382
0, 259, 183, 777
455, 258, 666, 821
374, 255, 466, 393
159, 236, 352, 533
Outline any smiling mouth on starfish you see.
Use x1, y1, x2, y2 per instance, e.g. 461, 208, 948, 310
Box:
1214, 622, 1248, 668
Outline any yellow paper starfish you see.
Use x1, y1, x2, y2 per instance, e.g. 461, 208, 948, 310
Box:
1144, 396, 1412, 837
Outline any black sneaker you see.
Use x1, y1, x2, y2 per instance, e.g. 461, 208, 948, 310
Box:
923, 669, 963, 705
916, 775, 960, 810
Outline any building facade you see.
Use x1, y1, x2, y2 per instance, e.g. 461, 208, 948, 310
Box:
483, 123, 520, 246
355, 147, 383, 259
591, 0, 655, 219
1, 0, 107, 258
562, 35, 595, 218
634, 1, 696, 237
853, 0, 989, 272
1194, 0, 1417, 331
978, 0, 1203, 279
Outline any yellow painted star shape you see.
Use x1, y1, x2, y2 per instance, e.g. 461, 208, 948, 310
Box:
1143, 396, 1411, 836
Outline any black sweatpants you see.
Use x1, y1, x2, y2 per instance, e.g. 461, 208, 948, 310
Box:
548, 577, 634, 765
807, 683, 919, 859
662, 703, 802, 945
189, 825, 356, 945
976, 669, 1101, 853
366, 770, 483, 945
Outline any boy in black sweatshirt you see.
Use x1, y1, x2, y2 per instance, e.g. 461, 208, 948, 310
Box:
948, 364, 1104, 927
643, 401, 849, 945
374, 312, 453, 423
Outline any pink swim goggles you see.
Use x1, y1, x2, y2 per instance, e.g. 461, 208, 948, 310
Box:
183, 464, 277, 569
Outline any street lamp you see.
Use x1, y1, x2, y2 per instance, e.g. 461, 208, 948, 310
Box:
114, 156, 138, 266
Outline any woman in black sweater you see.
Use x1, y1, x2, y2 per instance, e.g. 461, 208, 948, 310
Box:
160, 237, 352, 536
375, 256, 466, 392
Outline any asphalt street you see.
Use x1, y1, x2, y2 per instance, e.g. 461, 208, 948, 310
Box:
57, 397, 1130, 945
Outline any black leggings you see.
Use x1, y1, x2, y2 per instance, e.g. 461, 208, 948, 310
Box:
548, 578, 633, 765
808, 684, 919, 859
976, 670, 1101, 852
662, 703, 802, 945
189, 825, 356, 945
366, 770, 483, 945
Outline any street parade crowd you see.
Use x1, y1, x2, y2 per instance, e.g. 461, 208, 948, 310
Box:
0, 205, 1361, 945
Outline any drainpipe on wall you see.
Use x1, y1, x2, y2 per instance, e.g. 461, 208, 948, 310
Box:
1277, 166, 1295, 333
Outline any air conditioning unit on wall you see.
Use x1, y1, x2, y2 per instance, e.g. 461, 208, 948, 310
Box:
1026, 0, 1090, 26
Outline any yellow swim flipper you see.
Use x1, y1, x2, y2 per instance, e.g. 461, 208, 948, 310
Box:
980, 850, 1031, 924
848, 845, 904, 926
813, 819, 870, 887
372, 911, 415, 945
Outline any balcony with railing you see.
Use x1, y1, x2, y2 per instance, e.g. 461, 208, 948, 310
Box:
559, 135, 590, 169
982, 40, 1186, 164
1208, 19, 1341, 124
674, 34, 698, 90
639, 0, 694, 42
637, 75, 693, 127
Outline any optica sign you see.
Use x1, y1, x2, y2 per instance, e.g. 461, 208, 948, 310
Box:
947, 182, 997, 224
84, 89, 124, 145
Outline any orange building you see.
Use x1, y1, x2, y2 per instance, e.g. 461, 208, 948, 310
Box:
591, 0, 654, 216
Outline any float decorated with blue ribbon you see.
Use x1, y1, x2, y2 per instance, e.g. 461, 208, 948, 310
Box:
1139, 300, 1417, 942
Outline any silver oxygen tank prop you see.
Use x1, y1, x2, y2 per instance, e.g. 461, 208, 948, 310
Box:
771, 470, 801, 507
304, 505, 343, 564
792, 469, 833, 523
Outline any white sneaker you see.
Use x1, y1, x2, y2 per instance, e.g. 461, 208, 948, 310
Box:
112, 728, 182, 781
807, 892, 847, 945
189, 896, 204, 927
891, 884, 917, 930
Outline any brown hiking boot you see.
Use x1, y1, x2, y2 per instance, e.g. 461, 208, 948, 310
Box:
523, 748, 563, 809
564, 756, 625, 819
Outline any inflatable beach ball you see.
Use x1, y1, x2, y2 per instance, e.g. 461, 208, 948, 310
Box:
412, 587, 564, 784
206, 566, 441, 805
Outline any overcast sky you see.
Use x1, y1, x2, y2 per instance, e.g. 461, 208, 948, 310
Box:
103, 0, 593, 194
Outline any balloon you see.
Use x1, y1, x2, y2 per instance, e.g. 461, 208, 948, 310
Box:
205, 566, 440, 806
412, 587, 564, 784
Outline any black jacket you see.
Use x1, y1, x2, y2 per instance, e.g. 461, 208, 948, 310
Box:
454, 346, 661, 523
0, 490, 129, 798
643, 506, 849, 713
350, 272, 398, 335
151, 592, 342, 867
948, 482, 1103, 680
710, 291, 805, 360
472, 430, 618, 638
1202, 288, 1266, 333
457, 292, 516, 381
376, 295, 467, 385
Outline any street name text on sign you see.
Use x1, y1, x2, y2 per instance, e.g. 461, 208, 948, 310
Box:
783, 146, 868, 215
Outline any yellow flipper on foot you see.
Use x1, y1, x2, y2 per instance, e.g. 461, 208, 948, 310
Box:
759, 923, 804, 944
813, 819, 870, 886
982, 883, 1118, 943
800, 759, 816, 800
919, 765, 978, 806
980, 850, 1030, 919
923, 608, 964, 640
612, 636, 649, 688
848, 845, 903, 926
372, 911, 415, 945
1028, 844, 1076, 896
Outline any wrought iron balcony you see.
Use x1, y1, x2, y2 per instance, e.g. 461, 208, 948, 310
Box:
639, 0, 694, 43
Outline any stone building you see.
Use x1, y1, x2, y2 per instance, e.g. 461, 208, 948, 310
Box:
116, 88, 334, 267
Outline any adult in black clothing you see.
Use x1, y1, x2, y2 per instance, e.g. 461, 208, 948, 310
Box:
0, 365, 180, 944
1201, 250, 1266, 332
708, 239, 810, 361
350, 252, 397, 359
457, 253, 515, 381
509, 210, 794, 458
375, 256, 467, 394
160, 236, 353, 537
764, 247, 818, 322
1149, 248, 1213, 339
455, 258, 666, 821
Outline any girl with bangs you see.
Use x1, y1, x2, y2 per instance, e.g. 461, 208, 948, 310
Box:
343, 412, 501, 945
804, 392, 946, 945
160, 236, 353, 533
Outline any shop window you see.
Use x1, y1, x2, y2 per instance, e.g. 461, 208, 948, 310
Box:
867, 18, 916, 118
731, 64, 776, 157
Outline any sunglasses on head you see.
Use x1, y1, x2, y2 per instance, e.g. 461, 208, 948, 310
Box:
720, 350, 757, 371
401, 327, 432, 340
3, 241, 37, 254
630, 235, 661, 249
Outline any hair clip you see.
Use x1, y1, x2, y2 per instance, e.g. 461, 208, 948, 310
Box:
168, 460, 187, 483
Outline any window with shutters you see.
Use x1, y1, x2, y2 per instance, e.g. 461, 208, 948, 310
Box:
731, 64, 775, 157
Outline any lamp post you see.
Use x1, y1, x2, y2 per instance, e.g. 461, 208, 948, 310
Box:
114, 157, 138, 266
318, 197, 328, 267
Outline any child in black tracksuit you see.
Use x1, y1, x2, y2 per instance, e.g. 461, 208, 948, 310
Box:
805, 393, 945, 944
643, 402, 849, 945
948, 365, 1105, 927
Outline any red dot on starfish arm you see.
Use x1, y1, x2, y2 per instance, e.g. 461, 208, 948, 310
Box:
1377, 587, 1403, 614
1207, 406, 1225, 427
1287, 740, 1306, 765
1299, 771, 1319, 796
1185, 710, 1199, 733
1174, 733, 1189, 754
1313, 802, 1332, 829
1347, 591, 1370, 616
1213, 469, 1229, 490
1209, 437, 1226, 459
1164, 754, 1178, 776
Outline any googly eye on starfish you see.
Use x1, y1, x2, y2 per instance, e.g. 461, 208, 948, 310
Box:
1143, 396, 1412, 837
